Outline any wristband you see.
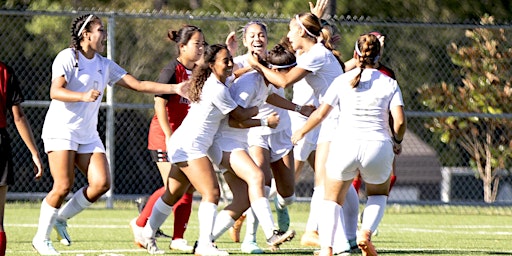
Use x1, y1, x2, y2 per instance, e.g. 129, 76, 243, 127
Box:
294, 104, 302, 112
260, 117, 268, 127
393, 136, 403, 144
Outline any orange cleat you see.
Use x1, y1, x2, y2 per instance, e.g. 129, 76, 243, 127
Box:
357, 229, 378, 256
228, 214, 246, 243
300, 230, 320, 247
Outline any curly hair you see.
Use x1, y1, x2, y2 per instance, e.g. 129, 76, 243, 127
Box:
188, 44, 229, 102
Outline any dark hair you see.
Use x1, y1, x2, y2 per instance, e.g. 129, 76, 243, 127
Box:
351, 34, 381, 88
168, 25, 204, 53
267, 44, 296, 70
188, 44, 229, 102
70, 14, 101, 67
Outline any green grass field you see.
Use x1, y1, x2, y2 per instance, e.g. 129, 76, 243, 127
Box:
5, 200, 512, 255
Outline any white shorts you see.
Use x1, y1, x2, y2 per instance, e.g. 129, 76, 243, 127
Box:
317, 117, 337, 144
168, 139, 208, 164
293, 138, 316, 161
248, 129, 293, 163
290, 111, 319, 145
325, 139, 394, 184
43, 137, 105, 154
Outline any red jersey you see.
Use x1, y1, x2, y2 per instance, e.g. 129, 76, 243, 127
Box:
0, 62, 23, 128
147, 60, 191, 150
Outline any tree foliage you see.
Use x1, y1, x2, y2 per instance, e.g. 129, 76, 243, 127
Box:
418, 15, 512, 203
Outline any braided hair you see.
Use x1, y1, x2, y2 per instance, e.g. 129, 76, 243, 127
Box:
351, 34, 381, 88
69, 14, 100, 68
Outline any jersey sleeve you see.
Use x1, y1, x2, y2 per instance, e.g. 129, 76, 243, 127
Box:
51, 49, 76, 83
213, 84, 238, 115
6, 65, 24, 107
155, 61, 178, 100
389, 81, 404, 108
106, 58, 128, 85
296, 44, 324, 74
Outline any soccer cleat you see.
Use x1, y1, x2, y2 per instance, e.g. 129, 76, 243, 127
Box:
129, 218, 145, 248
240, 241, 264, 254
228, 214, 246, 243
300, 230, 320, 247
155, 228, 171, 238
145, 237, 165, 254
170, 238, 194, 252
349, 239, 362, 253
54, 219, 71, 246
32, 239, 61, 255
274, 197, 290, 232
266, 229, 295, 247
135, 196, 149, 213
194, 242, 229, 256
357, 229, 378, 256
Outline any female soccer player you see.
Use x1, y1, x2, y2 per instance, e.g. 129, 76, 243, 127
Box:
31, 14, 188, 256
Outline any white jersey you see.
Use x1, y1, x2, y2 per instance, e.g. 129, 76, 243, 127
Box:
168, 74, 238, 162
218, 71, 270, 141
323, 68, 404, 142
296, 43, 343, 143
296, 43, 343, 103
42, 48, 127, 144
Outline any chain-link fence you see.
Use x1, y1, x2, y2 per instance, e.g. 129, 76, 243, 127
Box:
2, 10, 511, 211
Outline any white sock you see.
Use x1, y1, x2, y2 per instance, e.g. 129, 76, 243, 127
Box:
361, 195, 387, 232
250, 197, 275, 239
33, 198, 58, 241
143, 197, 172, 239
332, 205, 349, 253
268, 179, 277, 199
342, 185, 359, 240
197, 201, 218, 247
243, 208, 259, 243
305, 185, 324, 232
318, 200, 339, 249
211, 210, 235, 241
57, 187, 92, 221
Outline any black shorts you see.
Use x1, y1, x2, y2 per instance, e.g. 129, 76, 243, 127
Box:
149, 149, 170, 163
0, 129, 14, 186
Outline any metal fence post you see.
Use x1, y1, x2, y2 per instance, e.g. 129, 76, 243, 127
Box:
105, 12, 116, 208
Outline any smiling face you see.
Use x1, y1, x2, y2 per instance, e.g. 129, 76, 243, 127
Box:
242, 23, 268, 58
181, 31, 205, 63
210, 48, 233, 84
286, 18, 303, 51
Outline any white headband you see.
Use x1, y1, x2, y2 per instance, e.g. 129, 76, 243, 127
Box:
269, 62, 297, 69
77, 14, 94, 37
355, 40, 380, 63
295, 15, 317, 38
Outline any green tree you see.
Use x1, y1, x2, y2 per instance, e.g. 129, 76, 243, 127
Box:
418, 15, 512, 203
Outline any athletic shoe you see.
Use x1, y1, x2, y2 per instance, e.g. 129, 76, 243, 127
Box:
349, 239, 362, 253
155, 228, 171, 238
300, 230, 320, 247
54, 219, 71, 246
32, 239, 60, 255
266, 229, 295, 247
135, 196, 149, 213
274, 197, 290, 232
170, 238, 193, 252
228, 214, 246, 243
357, 229, 377, 256
240, 241, 263, 254
144, 237, 165, 254
194, 242, 229, 256
129, 218, 144, 248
